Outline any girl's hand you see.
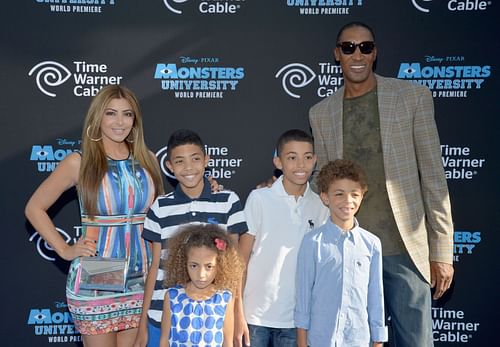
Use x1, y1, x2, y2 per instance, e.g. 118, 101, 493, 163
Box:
208, 176, 223, 192
59, 238, 97, 261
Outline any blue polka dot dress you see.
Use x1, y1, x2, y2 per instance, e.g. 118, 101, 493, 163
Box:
166, 285, 232, 347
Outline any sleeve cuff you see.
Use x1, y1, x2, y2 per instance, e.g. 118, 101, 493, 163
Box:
429, 252, 454, 264
294, 312, 310, 330
227, 221, 248, 235
142, 228, 161, 242
370, 325, 388, 343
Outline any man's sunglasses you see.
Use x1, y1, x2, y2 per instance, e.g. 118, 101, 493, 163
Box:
336, 41, 375, 55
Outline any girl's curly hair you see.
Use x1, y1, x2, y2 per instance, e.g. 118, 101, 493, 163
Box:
162, 224, 244, 296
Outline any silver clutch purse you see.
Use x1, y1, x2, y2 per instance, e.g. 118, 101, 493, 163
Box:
78, 257, 128, 292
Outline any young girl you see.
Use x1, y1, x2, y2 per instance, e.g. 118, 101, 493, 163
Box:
159, 224, 244, 347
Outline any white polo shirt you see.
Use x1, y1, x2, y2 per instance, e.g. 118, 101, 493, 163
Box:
243, 176, 329, 328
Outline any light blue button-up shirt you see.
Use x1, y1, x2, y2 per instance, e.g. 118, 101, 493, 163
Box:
294, 218, 388, 346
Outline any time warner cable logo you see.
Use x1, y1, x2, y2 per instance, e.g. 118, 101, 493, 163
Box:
28, 61, 71, 97
276, 63, 316, 98
432, 307, 480, 343
29, 227, 80, 261
156, 145, 243, 180
411, 0, 491, 12
276, 62, 344, 98
411, 0, 432, 12
29, 60, 123, 97
163, 0, 245, 15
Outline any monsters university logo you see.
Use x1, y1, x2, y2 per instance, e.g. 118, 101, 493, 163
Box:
397, 59, 490, 98
154, 59, 245, 99
27, 304, 81, 342
286, 0, 364, 15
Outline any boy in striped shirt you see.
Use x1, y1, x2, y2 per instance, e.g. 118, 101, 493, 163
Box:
135, 129, 248, 347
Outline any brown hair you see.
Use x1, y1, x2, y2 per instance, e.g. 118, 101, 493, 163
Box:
79, 85, 164, 216
162, 224, 244, 296
317, 159, 368, 193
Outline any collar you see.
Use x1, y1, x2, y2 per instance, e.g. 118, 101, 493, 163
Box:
174, 177, 212, 203
271, 175, 312, 200
326, 217, 360, 244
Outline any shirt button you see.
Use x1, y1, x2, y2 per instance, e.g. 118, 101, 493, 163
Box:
191, 212, 196, 216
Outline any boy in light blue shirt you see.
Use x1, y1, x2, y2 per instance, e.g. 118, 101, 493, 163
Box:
295, 159, 388, 347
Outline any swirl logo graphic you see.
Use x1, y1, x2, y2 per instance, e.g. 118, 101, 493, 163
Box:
156, 146, 177, 179
411, 0, 432, 13
28, 61, 71, 97
275, 63, 316, 98
29, 227, 72, 261
163, 0, 189, 14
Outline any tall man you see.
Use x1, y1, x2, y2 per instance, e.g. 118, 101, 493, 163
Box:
309, 22, 454, 346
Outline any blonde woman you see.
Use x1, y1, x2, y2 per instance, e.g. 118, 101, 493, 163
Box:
25, 85, 164, 347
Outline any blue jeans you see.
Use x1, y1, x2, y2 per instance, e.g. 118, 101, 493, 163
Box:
248, 324, 297, 347
383, 253, 433, 347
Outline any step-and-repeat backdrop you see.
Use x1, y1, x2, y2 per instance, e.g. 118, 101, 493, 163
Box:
2, 1, 498, 345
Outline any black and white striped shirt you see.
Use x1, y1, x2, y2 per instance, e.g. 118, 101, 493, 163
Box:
142, 178, 247, 327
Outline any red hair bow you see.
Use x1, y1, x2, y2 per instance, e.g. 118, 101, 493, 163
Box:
214, 238, 226, 251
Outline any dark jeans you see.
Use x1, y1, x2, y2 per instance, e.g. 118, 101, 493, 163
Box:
248, 324, 297, 347
383, 253, 433, 347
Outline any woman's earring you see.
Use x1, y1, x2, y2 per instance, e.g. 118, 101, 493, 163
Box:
86, 126, 102, 142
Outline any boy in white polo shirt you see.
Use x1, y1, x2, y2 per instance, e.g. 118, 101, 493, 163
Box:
239, 129, 329, 346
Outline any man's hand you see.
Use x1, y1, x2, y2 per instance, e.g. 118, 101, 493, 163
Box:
256, 176, 277, 189
430, 261, 454, 299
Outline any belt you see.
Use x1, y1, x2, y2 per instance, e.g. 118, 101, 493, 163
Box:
81, 213, 146, 226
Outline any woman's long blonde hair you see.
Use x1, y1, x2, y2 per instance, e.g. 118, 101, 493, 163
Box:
79, 85, 164, 216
